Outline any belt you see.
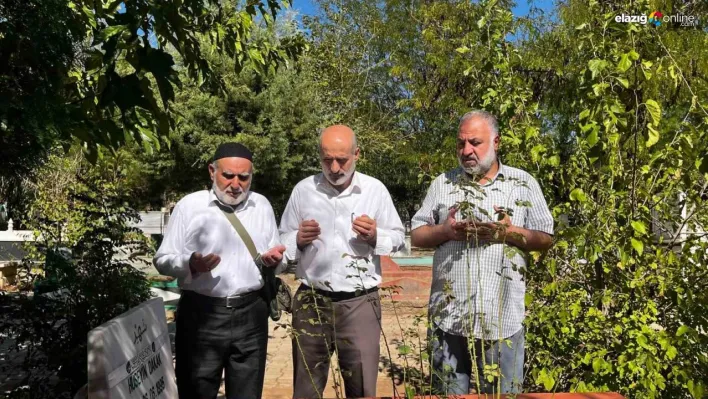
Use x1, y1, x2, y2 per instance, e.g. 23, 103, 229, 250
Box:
181, 289, 261, 308
302, 284, 378, 302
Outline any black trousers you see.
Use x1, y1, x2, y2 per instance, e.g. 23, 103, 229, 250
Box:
175, 290, 268, 399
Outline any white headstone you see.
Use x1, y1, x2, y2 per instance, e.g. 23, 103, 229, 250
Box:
88, 297, 177, 399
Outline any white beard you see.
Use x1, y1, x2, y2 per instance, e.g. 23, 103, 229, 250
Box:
322, 159, 356, 187
212, 182, 248, 206
459, 144, 497, 176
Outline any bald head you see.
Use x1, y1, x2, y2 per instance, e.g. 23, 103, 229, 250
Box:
319, 125, 358, 154
318, 125, 360, 189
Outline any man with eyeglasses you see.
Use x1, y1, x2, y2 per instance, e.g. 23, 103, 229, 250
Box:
154, 142, 286, 399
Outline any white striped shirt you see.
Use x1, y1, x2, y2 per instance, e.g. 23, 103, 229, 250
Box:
412, 162, 553, 339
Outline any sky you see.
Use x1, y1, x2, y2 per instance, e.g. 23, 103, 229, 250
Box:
290, 0, 557, 19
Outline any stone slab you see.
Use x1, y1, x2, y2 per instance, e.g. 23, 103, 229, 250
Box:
87, 297, 176, 399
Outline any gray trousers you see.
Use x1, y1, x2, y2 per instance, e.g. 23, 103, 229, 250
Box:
430, 326, 525, 395
291, 285, 382, 398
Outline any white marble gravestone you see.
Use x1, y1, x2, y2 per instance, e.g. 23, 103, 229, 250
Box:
88, 297, 177, 399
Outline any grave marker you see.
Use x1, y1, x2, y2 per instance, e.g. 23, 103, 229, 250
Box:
87, 297, 176, 399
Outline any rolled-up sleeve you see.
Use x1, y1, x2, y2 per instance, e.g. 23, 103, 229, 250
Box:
373, 186, 405, 255
153, 203, 193, 285
411, 175, 441, 230
524, 177, 554, 235
279, 186, 302, 261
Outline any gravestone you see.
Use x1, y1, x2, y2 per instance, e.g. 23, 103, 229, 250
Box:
88, 297, 176, 399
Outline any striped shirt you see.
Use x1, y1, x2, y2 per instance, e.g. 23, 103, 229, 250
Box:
412, 162, 553, 339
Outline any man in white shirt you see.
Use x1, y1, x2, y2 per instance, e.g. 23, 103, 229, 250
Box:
279, 125, 405, 398
154, 142, 286, 399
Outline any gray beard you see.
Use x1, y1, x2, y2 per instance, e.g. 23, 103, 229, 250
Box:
322, 161, 356, 187
212, 183, 248, 206
460, 151, 497, 177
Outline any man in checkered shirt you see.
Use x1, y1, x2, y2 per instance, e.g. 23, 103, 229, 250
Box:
411, 110, 554, 394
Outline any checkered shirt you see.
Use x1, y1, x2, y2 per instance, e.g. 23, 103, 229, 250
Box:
411, 162, 554, 339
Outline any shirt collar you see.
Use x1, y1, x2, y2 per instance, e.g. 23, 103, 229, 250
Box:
315, 171, 362, 197
489, 160, 506, 183
208, 189, 252, 211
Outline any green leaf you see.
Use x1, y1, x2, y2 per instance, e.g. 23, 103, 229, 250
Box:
398, 345, 411, 355
699, 151, 708, 174
570, 188, 587, 202
688, 380, 705, 399
642, 68, 653, 80
645, 99, 661, 126
636, 333, 649, 348
592, 82, 609, 96
631, 238, 644, 255
97, 24, 129, 42
617, 53, 631, 72
82, 6, 97, 28
676, 325, 691, 336
579, 109, 590, 120
530, 144, 547, 161
592, 357, 604, 373
587, 129, 598, 146
631, 221, 647, 235
669, 65, 677, 82
616, 76, 629, 88
536, 368, 556, 391
588, 59, 608, 79
647, 124, 660, 148
547, 155, 560, 167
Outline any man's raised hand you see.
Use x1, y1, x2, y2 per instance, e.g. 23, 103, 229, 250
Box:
189, 252, 221, 274
296, 219, 321, 250
261, 245, 286, 267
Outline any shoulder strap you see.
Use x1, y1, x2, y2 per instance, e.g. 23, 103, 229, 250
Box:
220, 209, 259, 261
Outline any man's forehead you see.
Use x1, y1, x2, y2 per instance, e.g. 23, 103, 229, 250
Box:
320, 142, 355, 156
459, 117, 492, 133
221, 168, 251, 175
457, 130, 488, 140
216, 157, 252, 171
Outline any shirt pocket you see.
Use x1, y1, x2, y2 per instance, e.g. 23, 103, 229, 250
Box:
507, 199, 529, 228
434, 199, 459, 225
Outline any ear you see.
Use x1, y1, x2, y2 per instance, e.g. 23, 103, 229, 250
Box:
493, 135, 500, 151
354, 147, 360, 162
208, 162, 217, 181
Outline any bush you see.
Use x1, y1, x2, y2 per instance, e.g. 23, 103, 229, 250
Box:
0, 154, 151, 398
